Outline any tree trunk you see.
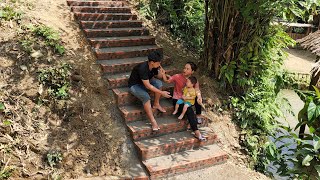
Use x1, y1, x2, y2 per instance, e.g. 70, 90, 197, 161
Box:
202, 0, 239, 79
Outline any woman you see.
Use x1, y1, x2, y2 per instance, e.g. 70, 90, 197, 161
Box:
161, 62, 206, 141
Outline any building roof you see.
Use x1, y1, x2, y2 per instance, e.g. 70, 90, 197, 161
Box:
297, 30, 320, 57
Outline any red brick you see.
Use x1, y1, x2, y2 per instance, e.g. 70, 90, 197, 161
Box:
84, 28, 149, 38
67, 0, 126, 7
71, 6, 131, 13
74, 13, 138, 21
95, 46, 162, 60
80, 20, 142, 29
90, 36, 155, 49
136, 131, 218, 160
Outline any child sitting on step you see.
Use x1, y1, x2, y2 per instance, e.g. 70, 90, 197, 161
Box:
172, 76, 197, 120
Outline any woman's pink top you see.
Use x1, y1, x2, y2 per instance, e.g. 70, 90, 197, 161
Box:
168, 73, 199, 100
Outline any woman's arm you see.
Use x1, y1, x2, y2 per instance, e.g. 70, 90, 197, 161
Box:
195, 83, 203, 104
160, 66, 173, 83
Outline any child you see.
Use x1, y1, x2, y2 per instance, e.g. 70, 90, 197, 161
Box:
172, 76, 197, 120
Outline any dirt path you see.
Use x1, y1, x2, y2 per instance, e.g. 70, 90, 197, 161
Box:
284, 48, 316, 73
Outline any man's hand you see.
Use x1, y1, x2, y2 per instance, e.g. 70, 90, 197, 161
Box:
161, 91, 172, 98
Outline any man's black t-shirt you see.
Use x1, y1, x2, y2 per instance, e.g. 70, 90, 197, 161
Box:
128, 61, 159, 87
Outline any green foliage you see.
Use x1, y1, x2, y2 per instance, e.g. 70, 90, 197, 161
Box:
137, 0, 204, 52
292, 27, 305, 33
0, 5, 22, 21
231, 81, 283, 167
0, 161, 14, 180
19, 36, 36, 53
30, 25, 65, 55
227, 25, 295, 170
280, 71, 310, 90
137, 0, 320, 176
280, 0, 320, 22
46, 150, 63, 168
0, 167, 14, 180
213, 0, 320, 176
38, 63, 72, 99
2, 120, 12, 126
0, 103, 5, 111
218, 0, 315, 175
296, 87, 320, 133
266, 88, 320, 179
19, 24, 65, 55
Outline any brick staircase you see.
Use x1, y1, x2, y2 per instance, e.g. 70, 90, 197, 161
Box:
67, 0, 228, 178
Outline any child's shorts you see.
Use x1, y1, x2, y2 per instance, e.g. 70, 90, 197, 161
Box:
177, 99, 192, 107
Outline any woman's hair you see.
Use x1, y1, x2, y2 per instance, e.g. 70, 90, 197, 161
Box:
186, 62, 197, 71
188, 76, 197, 86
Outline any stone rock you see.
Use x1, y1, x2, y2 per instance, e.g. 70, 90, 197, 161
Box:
31, 51, 43, 58
20, 65, 27, 71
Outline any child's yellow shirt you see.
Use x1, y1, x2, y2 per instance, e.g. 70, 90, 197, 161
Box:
183, 87, 196, 105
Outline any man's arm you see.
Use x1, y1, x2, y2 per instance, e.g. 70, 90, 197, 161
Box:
142, 79, 171, 98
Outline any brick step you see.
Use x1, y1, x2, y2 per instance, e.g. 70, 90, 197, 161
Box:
94, 45, 162, 60
112, 83, 173, 106
74, 12, 137, 21
71, 6, 131, 13
135, 127, 218, 160
127, 115, 209, 141
80, 20, 143, 29
104, 67, 178, 89
99, 55, 170, 74
143, 144, 228, 178
98, 55, 170, 74
89, 36, 155, 49
67, 0, 126, 7
83, 27, 149, 38
119, 99, 174, 122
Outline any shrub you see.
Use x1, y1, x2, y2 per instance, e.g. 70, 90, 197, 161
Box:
38, 63, 72, 100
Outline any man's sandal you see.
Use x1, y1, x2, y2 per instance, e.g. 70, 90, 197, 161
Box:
152, 127, 161, 132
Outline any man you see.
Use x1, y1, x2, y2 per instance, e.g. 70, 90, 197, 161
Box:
128, 51, 171, 131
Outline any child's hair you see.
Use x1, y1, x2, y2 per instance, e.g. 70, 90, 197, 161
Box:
186, 62, 197, 71
188, 76, 197, 86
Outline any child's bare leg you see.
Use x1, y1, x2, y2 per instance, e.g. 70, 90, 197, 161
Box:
172, 103, 179, 115
178, 104, 189, 120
